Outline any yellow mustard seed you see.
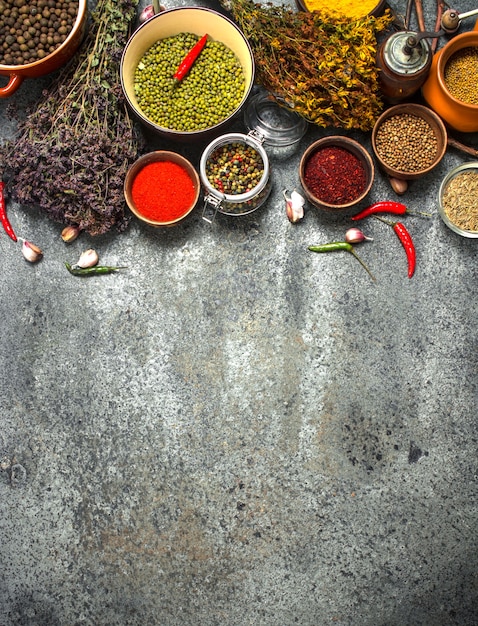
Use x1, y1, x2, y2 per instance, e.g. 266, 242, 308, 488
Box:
303, 0, 379, 19
444, 46, 478, 105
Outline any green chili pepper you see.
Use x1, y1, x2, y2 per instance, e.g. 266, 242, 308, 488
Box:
308, 241, 376, 282
65, 262, 127, 276
308, 242, 353, 254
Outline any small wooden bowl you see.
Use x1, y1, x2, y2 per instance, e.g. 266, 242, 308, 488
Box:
299, 136, 375, 213
124, 151, 200, 227
372, 103, 447, 181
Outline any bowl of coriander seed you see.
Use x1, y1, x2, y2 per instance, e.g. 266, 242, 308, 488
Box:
371, 103, 447, 181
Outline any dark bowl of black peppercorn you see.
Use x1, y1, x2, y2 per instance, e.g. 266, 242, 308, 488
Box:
0, 0, 87, 98
299, 136, 375, 213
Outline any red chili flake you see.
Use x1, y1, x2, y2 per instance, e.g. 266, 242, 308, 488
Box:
303, 146, 367, 205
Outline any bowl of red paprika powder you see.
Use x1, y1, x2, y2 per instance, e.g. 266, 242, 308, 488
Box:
124, 151, 200, 227
299, 136, 375, 212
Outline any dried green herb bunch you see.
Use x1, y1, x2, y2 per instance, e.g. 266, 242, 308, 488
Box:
223, 0, 393, 130
1, 0, 145, 236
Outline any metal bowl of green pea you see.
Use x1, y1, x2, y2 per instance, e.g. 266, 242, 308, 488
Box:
120, 7, 255, 143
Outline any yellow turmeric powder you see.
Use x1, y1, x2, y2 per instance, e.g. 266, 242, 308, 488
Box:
303, 0, 379, 19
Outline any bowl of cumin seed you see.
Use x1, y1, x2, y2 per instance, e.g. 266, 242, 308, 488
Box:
438, 162, 478, 238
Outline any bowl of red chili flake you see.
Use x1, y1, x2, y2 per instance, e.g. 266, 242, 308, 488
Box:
299, 136, 374, 212
124, 151, 200, 227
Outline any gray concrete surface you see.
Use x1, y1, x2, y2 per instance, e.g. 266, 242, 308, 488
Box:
1, 0, 477, 624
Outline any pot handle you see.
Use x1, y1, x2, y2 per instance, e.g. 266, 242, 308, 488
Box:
0, 73, 23, 98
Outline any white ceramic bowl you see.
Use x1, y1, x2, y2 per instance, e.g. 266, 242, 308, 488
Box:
120, 7, 255, 142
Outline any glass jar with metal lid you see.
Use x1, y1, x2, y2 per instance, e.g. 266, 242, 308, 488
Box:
200, 131, 271, 222
200, 87, 308, 221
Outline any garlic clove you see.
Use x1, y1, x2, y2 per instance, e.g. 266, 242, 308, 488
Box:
138, 2, 165, 23
345, 227, 373, 244
76, 249, 99, 269
21, 240, 43, 263
284, 189, 305, 223
139, 4, 155, 23
389, 176, 408, 195
61, 225, 81, 243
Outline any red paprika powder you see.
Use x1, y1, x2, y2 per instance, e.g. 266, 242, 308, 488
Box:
303, 146, 367, 205
131, 160, 197, 222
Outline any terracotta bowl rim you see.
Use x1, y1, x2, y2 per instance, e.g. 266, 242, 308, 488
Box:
124, 150, 201, 227
371, 103, 448, 180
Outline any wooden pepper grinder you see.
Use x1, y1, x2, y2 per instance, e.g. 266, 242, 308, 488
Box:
376, 31, 433, 103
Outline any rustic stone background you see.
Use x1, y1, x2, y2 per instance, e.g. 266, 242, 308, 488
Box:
0, 1, 477, 624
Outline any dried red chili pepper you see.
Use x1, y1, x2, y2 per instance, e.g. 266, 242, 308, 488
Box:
374, 215, 416, 278
394, 222, 416, 278
303, 146, 367, 205
0, 181, 17, 242
351, 201, 431, 221
173, 34, 208, 83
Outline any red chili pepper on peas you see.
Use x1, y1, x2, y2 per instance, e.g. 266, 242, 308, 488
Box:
173, 34, 208, 83
374, 215, 416, 279
351, 201, 431, 220
0, 181, 17, 242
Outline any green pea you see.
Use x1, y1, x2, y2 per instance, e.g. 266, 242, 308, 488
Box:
133, 32, 246, 131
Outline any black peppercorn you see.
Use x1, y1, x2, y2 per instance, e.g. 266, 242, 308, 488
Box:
0, 0, 78, 65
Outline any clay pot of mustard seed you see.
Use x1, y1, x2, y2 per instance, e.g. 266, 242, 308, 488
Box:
0, 0, 87, 98
421, 20, 478, 133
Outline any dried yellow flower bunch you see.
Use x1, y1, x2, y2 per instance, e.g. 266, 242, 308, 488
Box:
224, 0, 394, 130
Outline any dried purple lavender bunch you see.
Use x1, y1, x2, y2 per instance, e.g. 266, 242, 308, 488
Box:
0, 0, 145, 236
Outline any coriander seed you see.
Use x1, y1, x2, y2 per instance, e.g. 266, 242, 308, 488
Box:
375, 113, 438, 173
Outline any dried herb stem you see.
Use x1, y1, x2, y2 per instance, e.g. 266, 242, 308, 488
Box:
1, 0, 145, 236
221, 0, 393, 130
